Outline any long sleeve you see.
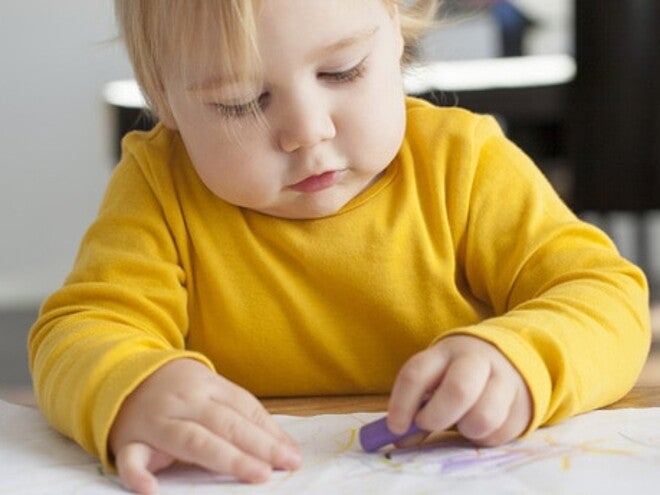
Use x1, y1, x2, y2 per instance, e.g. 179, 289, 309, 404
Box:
431, 112, 651, 432
28, 135, 214, 469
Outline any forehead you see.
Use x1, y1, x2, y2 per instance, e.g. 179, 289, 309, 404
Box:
164, 0, 391, 85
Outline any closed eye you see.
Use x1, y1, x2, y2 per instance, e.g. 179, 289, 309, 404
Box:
212, 57, 367, 119
320, 57, 368, 83
214, 93, 270, 119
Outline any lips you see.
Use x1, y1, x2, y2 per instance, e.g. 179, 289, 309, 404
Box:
289, 170, 346, 193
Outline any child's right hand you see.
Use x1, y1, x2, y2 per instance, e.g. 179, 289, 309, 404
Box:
108, 358, 302, 495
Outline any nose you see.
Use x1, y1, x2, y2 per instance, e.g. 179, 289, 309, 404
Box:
276, 95, 336, 153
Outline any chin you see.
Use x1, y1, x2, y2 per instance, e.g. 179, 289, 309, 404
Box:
262, 195, 350, 220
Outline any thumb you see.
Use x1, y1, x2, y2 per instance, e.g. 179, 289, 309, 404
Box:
115, 442, 174, 495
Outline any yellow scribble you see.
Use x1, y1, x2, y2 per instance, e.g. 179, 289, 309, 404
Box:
579, 444, 633, 457
379, 453, 404, 471
335, 428, 357, 454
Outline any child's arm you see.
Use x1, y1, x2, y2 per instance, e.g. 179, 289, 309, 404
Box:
109, 359, 301, 495
387, 335, 531, 447
27, 130, 300, 486
386, 107, 650, 445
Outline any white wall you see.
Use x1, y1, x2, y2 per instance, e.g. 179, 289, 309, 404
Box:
0, 1, 133, 309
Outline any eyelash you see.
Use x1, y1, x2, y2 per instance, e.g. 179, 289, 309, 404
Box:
321, 58, 368, 84
214, 94, 269, 120
213, 58, 368, 120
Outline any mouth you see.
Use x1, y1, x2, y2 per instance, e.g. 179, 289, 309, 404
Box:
288, 169, 347, 193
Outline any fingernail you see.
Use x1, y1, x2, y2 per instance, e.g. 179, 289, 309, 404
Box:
394, 431, 426, 449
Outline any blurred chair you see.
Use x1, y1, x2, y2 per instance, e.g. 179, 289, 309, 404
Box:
570, 0, 660, 212
569, 0, 660, 271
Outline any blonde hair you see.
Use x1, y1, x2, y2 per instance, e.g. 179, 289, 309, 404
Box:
114, 0, 440, 122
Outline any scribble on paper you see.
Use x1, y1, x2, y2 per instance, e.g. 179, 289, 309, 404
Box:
5, 402, 660, 495
294, 413, 638, 482
356, 433, 635, 479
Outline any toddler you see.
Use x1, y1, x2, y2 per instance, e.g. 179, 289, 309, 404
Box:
29, 1, 650, 494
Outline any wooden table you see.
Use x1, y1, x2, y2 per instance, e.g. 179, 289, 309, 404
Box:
264, 387, 660, 415
3, 386, 660, 414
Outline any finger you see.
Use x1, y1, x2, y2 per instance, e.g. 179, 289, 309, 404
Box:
474, 386, 532, 447
194, 404, 302, 471
415, 354, 490, 433
388, 347, 449, 435
235, 397, 300, 450
393, 431, 429, 450
157, 419, 274, 483
211, 377, 299, 448
115, 442, 168, 495
456, 373, 516, 442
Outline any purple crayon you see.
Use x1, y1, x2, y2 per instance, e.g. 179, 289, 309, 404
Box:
359, 416, 422, 452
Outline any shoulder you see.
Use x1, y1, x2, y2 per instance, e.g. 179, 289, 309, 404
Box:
399, 97, 542, 211
119, 123, 180, 165
402, 97, 534, 178
404, 96, 504, 145
103, 123, 195, 212
114, 123, 193, 187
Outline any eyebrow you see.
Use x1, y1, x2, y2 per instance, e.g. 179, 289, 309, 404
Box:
188, 25, 380, 92
312, 25, 380, 59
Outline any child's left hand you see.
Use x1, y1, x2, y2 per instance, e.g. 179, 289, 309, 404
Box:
386, 335, 532, 447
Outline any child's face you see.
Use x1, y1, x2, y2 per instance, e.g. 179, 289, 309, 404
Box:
163, 0, 406, 219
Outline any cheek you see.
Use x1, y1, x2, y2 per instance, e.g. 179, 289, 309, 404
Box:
194, 149, 249, 191
170, 97, 282, 204
188, 140, 281, 206
345, 79, 406, 162
339, 108, 404, 177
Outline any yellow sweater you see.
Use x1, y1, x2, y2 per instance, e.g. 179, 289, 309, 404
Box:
29, 97, 650, 469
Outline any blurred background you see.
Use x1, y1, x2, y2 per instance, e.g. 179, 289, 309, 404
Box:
1, 0, 659, 397
0, 1, 133, 391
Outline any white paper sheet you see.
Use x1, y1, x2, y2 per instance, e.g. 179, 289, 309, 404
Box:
2, 399, 660, 494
